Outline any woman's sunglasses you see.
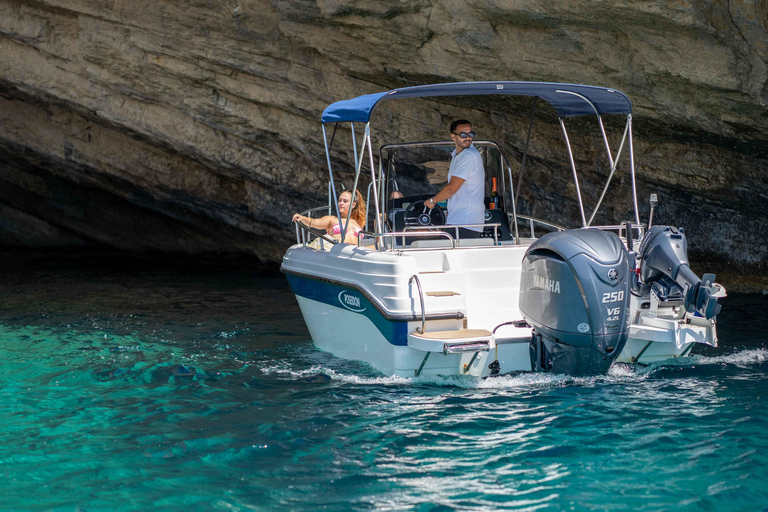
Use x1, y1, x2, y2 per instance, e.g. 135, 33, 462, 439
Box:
453, 131, 476, 139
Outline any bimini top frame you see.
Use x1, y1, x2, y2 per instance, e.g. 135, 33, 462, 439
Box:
319, 81, 638, 243
322, 81, 632, 122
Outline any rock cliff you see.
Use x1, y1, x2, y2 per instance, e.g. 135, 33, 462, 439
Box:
1, 0, 767, 289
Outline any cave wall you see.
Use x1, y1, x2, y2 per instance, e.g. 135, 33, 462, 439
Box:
0, 0, 767, 288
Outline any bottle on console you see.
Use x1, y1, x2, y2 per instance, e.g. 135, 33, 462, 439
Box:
490, 177, 499, 210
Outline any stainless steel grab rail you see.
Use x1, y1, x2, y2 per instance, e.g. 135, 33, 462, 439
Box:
292, 206, 339, 248
512, 215, 566, 239
409, 275, 426, 334
358, 230, 457, 251
404, 223, 500, 245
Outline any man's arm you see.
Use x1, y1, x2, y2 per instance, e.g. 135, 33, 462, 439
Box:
425, 176, 465, 209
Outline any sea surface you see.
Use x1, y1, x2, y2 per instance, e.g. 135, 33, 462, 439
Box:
0, 251, 766, 512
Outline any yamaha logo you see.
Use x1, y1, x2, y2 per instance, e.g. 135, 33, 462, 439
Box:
533, 274, 561, 294
607, 268, 619, 282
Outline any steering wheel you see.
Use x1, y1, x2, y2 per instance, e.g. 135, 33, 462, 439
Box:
404, 200, 446, 227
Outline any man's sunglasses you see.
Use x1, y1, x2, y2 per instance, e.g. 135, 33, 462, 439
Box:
453, 131, 476, 139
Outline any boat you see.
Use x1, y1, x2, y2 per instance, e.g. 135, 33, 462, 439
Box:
281, 81, 726, 377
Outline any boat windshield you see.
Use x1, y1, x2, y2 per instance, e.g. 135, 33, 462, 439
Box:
377, 140, 547, 242
380, 141, 506, 210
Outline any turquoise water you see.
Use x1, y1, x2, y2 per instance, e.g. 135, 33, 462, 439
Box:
1, 252, 766, 511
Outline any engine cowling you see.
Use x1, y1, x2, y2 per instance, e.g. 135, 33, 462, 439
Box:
637, 225, 721, 319
520, 229, 631, 375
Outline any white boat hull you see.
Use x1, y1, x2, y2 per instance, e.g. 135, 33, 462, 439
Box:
283, 241, 718, 377
284, 242, 535, 377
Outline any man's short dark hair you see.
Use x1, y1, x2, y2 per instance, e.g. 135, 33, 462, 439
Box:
450, 119, 472, 134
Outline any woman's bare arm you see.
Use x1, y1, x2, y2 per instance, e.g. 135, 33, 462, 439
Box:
291, 213, 337, 231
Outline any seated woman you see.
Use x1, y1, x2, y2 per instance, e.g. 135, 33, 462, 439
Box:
292, 190, 367, 244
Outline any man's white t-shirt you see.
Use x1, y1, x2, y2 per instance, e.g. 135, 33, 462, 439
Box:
446, 144, 485, 232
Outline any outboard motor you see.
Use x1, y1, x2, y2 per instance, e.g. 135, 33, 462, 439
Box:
637, 225, 721, 319
520, 229, 631, 375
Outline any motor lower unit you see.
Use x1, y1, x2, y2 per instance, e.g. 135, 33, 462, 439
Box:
520, 229, 631, 375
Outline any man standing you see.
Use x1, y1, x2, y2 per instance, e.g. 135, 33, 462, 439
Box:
425, 120, 485, 238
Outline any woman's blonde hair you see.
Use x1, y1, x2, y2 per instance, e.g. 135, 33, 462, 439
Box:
340, 189, 366, 227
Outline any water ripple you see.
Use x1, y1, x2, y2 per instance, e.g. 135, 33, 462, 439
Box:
1, 258, 767, 511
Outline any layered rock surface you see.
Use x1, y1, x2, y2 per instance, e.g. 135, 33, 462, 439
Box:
1, 0, 767, 289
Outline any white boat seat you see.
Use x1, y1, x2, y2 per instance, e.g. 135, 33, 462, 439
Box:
409, 238, 497, 248
410, 239, 454, 248
412, 328, 492, 340
358, 237, 377, 247
457, 238, 495, 247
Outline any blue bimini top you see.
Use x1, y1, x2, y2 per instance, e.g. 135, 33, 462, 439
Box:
321, 81, 632, 124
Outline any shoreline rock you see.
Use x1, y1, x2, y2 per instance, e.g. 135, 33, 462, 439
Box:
0, 0, 766, 291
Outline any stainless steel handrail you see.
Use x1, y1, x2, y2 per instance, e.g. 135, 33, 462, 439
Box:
512, 215, 566, 239
294, 222, 338, 249
404, 222, 500, 244
589, 222, 646, 242
369, 230, 457, 250
292, 206, 339, 247
358, 221, 514, 251
409, 275, 426, 334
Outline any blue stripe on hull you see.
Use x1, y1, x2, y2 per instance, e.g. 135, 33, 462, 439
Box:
285, 273, 409, 346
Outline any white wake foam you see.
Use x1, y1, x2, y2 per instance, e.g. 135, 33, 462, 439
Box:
260, 349, 767, 389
